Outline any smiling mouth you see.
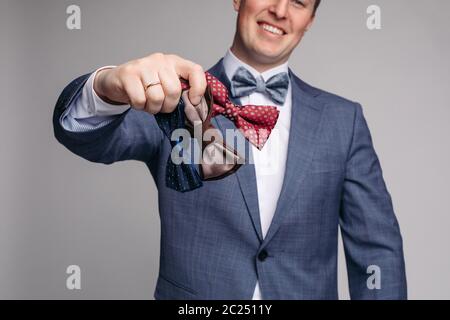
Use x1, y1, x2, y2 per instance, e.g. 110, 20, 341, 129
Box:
258, 22, 286, 36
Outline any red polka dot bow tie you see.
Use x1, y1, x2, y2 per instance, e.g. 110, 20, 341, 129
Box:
181, 72, 280, 150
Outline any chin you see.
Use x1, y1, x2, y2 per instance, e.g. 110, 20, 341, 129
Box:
252, 46, 285, 63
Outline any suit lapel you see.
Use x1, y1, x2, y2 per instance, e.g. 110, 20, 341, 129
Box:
208, 60, 264, 243
261, 70, 325, 246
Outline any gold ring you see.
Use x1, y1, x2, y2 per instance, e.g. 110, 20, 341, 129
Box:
145, 81, 161, 90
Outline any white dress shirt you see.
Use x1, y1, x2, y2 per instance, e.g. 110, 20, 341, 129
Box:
62, 50, 292, 299
222, 50, 292, 299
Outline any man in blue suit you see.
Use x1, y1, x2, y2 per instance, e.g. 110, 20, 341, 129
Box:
53, 0, 407, 299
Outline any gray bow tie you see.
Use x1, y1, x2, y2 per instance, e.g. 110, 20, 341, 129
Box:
231, 66, 289, 105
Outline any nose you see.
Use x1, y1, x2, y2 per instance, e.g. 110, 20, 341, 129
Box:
268, 0, 289, 19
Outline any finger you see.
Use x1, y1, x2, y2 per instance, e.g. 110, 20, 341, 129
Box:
183, 90, 202, 124
170, 56, 207, 105
144, 82, 165, 114
158, 67, 182, 113
121, 75, 147, 110
186, 65, 207, 106
141, 71, 164, 114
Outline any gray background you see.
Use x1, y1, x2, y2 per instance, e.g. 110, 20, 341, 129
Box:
1, 0, 449, 299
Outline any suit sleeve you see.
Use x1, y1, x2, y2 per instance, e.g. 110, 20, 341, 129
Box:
53, 73, 165, 164
339, 103, 407, 300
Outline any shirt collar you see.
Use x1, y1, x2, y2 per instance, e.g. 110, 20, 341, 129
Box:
223, 49, 289, 83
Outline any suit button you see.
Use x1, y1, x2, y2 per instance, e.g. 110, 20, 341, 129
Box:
258, 250, 268, 261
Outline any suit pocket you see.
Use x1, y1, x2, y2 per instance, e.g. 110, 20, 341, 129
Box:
155, 274, 198, 299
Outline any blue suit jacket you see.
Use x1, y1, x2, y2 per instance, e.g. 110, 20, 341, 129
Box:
53, 60, 407, 299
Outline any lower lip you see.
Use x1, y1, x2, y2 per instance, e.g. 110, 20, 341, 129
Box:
258, 23, 285, 37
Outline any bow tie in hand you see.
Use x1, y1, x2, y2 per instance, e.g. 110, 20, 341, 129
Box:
154, 72, 281, 192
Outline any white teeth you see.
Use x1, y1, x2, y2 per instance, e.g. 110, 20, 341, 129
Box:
261, 24, 283, 35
